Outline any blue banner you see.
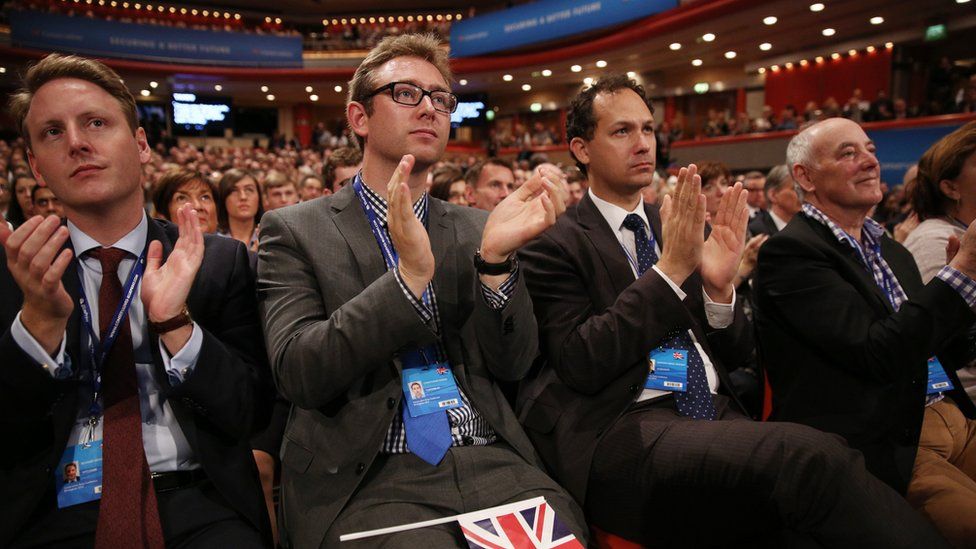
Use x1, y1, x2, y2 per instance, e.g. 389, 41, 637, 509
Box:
9, 10, 302, 67
450, 0, 678, 57
867, 122, 967, 186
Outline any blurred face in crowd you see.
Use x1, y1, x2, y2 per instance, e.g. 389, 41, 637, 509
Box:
333, 164, 361, 189
33, 187, 64, 218
567, 181, 585, 207
226, 176, 260, 222
0, 177, 9, 211
169, 178, 217, 233
468, 163, 515, 211
25, 78, 150, 217
702, 174, 729, 218
769, 183, 802, 219
571, 89, 656, 200
300, 176, 325, 200
941, 151, 976, 223
15, 177, 38, 217
743, 176, 766, 209
795, 118, 882, 217
265, 183, 299, 211
447, 179, 468, 206
352, 56, 451, 174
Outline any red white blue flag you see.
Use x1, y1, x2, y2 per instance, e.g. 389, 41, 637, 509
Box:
457, 497, 584, 549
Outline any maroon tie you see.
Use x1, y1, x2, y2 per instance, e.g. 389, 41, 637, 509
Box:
88, 247, 165, 549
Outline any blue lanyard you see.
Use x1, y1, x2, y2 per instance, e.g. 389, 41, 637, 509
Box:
351, 175, 435, 312
76, 248, 147, 421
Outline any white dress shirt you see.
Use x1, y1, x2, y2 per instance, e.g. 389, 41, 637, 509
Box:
588, 189, 735, 401
11, 214, 202, 471
769, 210, 789, 232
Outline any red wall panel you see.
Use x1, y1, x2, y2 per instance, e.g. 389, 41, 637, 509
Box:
764, 48, 892, 114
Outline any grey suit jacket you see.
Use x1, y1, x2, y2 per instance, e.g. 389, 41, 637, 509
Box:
257, 185, 545, 548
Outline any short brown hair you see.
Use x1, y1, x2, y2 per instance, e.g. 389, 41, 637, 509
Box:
263, 170, 295, 191
347, 33, 452, 149
464, 158, 513, 188
429, 165, 464, 201
8, 54, 138, 149
152, 169, 213, 221
566, 74, 654, 177
912, 121, 976, 221
322, 147, 363, 190
697, 161, 731, 188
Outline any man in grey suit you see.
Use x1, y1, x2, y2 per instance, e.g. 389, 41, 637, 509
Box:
257, 34, 586, 548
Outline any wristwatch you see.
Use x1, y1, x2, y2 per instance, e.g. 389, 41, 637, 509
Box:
474, 250, 516, 275
149, 307, 192, 334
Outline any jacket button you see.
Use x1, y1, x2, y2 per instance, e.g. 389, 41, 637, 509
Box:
387, 398, 396, 409
356, 462, 366, 475
629, 384, 638, 392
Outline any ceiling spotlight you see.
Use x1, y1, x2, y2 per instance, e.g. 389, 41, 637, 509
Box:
870, 16, 884, 25
522, 84, 532, 91
583, 77, 594, 85
758, 67, 767, 74
541, 69, 552, 77
214, 84, 222, 91
809, 3, 825, 11
885, 41, 894, 48
866, 45, 876, 53
502, 74, 513, 81
627, 71, 637, 78
669, 42, 681, 51
724, 51, 737, 59
822, 28, 836, 36
771, 65, 780, 71
459, 79, 468, 85
260, 85, 269, 92
702, 33, 716, 42
763, 16, 778, 25
334, 85, 343, 92
785, 62, 794, 69
800, 59, 809, 66
692, 58, 703, 66
596, 60, 608, 67
815, 56, 825, 63
759, 42, 772, 51
149, 81, 158, 88
309, 94, 319, 101
140, 89, 150, 97
831, 52, 841, 59
848, 49, 858, 56
571, 64, 582, 72
266, 94, 275, 101
304, 85, 313, 92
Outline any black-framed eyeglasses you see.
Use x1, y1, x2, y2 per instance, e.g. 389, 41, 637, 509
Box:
368, 81, 458, 114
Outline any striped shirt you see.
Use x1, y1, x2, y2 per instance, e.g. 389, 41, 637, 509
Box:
356, 177, 515, 453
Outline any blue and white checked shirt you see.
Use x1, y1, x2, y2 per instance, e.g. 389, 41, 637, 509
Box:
803, 203, 976, 404
356, 180, 518, 453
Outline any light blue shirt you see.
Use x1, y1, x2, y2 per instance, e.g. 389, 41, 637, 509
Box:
11, 214, 202, 471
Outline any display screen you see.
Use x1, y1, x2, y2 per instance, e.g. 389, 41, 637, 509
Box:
170, 93, 232, 136
451, 93, 488, 127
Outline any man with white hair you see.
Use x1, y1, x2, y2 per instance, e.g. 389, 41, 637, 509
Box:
748, 165, 800, 237
755, 117, 976, 546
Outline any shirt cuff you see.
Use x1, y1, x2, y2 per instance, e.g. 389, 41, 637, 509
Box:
651, 265, 687, 301
160, 322, 203, 386
394, 266, 434, 326
936, 265, 976, 309
480, 264, 520, 310
702, 286, 736, 329
10, 311, 71, 378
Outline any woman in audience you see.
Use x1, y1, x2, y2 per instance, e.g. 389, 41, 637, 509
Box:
429, 165, 468, 206
217, 169, 263, 252
152, 168, 219, 233
905, 120, 976, 399
6, 175, 37, 228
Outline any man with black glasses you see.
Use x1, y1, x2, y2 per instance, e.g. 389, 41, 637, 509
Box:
256, 34, 586, 548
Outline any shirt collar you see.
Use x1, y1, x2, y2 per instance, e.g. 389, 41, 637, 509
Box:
588, 187, 649, 234
802, 202, 884, 251
68, 212, 148, 259
769, 209, 788, 231
356, 173, 428, 225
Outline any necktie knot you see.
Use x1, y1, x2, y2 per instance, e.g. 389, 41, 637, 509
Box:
622, 213, 646, 237
88, 247, 128, 275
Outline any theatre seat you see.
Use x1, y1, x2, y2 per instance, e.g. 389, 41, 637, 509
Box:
590, 525, 645, 549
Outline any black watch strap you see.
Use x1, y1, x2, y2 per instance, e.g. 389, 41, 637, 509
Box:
474, 251, 515, 275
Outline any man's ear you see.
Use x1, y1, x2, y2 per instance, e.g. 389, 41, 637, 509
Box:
464, 183, 475, 205
792, 163, 816, 195
26, 148, 49, 188
347, 101, 369, 144
569, 137, 590, 169
135, 127, 151, 164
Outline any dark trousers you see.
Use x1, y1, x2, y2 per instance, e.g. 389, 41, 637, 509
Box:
11, 478, 266, 549
586, 396, 948, 549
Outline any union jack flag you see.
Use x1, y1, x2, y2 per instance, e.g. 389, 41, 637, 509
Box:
457, 497, 584, 549
673, 351, 685, 360
437, 366, 449, 375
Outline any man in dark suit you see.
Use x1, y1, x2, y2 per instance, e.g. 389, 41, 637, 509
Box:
747, 164, 800, 238
754, 117, 976, 545
0, 54, 271, 548
518, 75, 947, 547
256, 34, 585, 548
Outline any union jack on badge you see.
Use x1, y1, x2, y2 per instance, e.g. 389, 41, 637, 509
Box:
672, 351, 684, 360
457, 497, 584, 549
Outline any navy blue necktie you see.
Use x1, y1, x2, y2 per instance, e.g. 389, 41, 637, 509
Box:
623, 214, 717, 420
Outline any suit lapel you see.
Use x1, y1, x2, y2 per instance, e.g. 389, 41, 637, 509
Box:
428, 199, 458, 329
578, 195, 636, 296
331, 185, 387, 288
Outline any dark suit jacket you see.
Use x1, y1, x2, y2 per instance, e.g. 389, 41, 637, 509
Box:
748, 209, 779, 238
0, 217, 272, 546
516, 195, 753, 503
256, 185, 546, 548
754, 212, 976, 494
